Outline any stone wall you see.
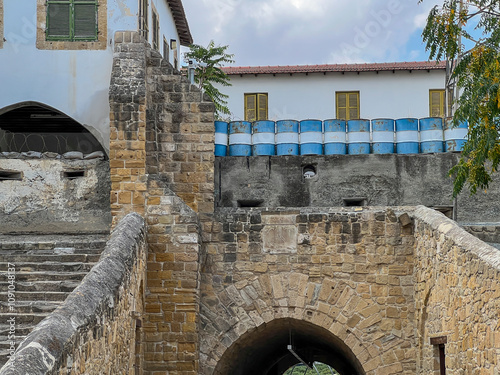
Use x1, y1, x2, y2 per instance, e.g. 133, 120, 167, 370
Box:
215, 154, 500, 224
0, 154, 110, 233
412, 207, 500, 374
0, 213, 147, 375
200, 207, 418, 375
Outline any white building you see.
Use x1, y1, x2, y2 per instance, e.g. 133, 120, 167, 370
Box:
0, 0, 192, 154
220, 62, 447, 122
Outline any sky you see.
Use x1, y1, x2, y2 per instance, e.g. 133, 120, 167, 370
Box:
180, 0, 441, 67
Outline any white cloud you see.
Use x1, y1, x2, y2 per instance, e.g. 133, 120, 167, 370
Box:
181, 0, 440, 66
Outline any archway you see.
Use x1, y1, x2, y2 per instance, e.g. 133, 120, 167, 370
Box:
0, 102, 106, 155
214, 318, 365, 375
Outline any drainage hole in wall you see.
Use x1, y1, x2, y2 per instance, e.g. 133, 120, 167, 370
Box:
303, 165, 317, 179
63, 170, 86, 179
0, 170, 23, 181
343, 197, 367, 207
237, 199, 264, 208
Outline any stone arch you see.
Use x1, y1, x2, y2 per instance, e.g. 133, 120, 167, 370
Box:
200, 273, 399, 375
0, 101, 106, 155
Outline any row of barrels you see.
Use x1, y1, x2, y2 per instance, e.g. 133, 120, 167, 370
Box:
215, 118, 468, 156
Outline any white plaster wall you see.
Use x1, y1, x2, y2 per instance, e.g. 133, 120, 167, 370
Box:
0, 0, 179, 154
151, 0, 181, 66
220, 70, 446, 121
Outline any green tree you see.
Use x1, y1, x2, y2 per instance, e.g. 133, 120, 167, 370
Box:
420, 0, 500, 196
184, 40, 234, 119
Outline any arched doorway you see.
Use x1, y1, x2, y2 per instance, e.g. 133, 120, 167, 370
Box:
214, 318, 365, 375
0, 102, 106, 155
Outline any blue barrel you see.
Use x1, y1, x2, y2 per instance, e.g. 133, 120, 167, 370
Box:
372, 119, 394, 154
300, 120, 323, 155
229, 121, 252, 156
324, 119, 347, 155
395, 118, 419, 154
252, 120, 276, 156
214, 121, 228, 156
420, 117, 444, 153
444, 118, 468, 152
276, 120, 299, 155
347, 119, 370, 154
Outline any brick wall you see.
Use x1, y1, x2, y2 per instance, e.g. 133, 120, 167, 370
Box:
412, 206, 500, 374
200, 207, 417, 375
0, 213, 146, 375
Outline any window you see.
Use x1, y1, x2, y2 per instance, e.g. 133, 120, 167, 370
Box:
37, 0, 106, 50
336, 92, 359, 120
139, 0, 148, 39
244, 93, 268, 122
151, 8, 159, 50
163, 36, 169, 62
429, 89, 445, 117
170, 39, 178, 69
46, 0, 98, 41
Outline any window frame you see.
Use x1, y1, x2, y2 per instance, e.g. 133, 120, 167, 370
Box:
336, 91, 360, 120
244, 93, 268, 122
429, 89, 447, 117
36, 0, 106, 50
163, 36, 169, 62
139, 0, 149, 39
0, 0, 3, 49
151, 6, 159, 50
45, 0, 99, 42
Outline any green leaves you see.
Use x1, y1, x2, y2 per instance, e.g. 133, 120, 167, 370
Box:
184, 41, 235, 119
421, 0, 500, 196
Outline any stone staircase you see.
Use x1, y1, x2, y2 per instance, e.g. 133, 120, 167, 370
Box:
0, 234, 108, 367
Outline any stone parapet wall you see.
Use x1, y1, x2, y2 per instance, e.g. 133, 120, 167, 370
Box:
200, 207, 418, 374
0, 213, 147, 375
412, 207, 500, 374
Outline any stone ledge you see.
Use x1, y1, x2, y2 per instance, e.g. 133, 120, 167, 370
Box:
412, 205, 500, 270
0, 213, 146, 375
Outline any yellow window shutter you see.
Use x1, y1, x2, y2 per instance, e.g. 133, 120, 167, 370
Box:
430, 90, 445, 117
257, 94, 268, 120
348, 93, 359, 119
245, 94, 256, 122
337, 93, 347, 120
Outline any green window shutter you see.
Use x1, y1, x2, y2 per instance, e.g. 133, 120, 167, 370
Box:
257, 94, 268, 120
47, 3, 71, 39
74, 2, 97, 39
245, 94, 256, 122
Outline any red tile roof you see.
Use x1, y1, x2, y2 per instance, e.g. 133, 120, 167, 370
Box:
222, 61, 446, 75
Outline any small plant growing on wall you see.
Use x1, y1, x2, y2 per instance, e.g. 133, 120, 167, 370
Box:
184, 40, 235, 119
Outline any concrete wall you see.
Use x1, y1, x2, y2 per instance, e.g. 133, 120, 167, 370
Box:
0, 213, 147, 375
0, 0, 181, 153
220, 70, 445, 121
412, 207, 500, 374
215, 153, 500, 224
0, 154, 111, 234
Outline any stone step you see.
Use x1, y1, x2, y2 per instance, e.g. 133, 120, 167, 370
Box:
0, 280, 80, 293
0, 262, 94, 273
0, 300, 61, 314
1, 291, 69, 302
0, 234, 108, 252
0, 313, 48, 326
0, 324, 34, 337
6, 271, 89, 282
0, 253, 101, 264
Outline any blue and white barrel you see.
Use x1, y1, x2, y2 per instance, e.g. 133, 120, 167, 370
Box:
420, 117, 444, 153
324, 119, 347, 155
229, 121, 252, 156
395, 118, 419, 154
372, 118, 395, 154
300, 120, 323, 155
214, 121, 228, 156
347, 119, 370, 154
444, 118, 468, 152
252, 120, 276, 156
276, 120, 299, 155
